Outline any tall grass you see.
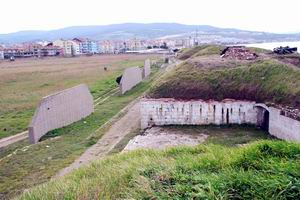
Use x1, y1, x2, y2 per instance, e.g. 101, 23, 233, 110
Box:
18, 140, 300, 199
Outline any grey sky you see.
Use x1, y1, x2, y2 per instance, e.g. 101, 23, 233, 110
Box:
1, 0, 299, 34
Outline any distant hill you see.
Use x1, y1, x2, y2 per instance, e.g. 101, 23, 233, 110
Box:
1, 23, 300, 44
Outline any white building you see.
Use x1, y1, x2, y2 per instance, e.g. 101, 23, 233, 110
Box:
70, 40, 81, 56
53, 39, 73, 56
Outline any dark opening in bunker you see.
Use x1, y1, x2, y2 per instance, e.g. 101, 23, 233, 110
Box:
262, 110, 269, 131
256, 106, 270, 133
226, 108, 229, 124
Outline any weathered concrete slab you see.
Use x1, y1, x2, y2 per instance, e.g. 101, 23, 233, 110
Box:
120, 67, 143, 94
29, 84, 94, 144
143, 59, 151, 78
269, 107, 300, 141
141, 98, 257, 129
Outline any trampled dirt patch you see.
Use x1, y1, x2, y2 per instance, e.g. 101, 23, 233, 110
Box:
123, 127, 208, 151
124, 126, 271, 151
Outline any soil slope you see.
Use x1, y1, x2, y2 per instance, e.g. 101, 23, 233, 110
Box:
148, 46, 300, 108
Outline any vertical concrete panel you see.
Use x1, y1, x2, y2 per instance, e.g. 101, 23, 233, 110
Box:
143, 59, 151, 78
120, 67, 143, 94
29, 84, 94, 144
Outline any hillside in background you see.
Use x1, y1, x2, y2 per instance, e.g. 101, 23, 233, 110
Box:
1, 23, 300, 44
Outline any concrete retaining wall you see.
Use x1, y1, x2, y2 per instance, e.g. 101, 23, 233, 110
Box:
141, 98, 300, 142
269, 107, 300, 141
141, 98, 257, 129
29, 84, 94, 144
120, 67, 143, 94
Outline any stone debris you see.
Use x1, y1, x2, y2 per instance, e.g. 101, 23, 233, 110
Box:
280, 106, 300, 121
221, 46, 258, 60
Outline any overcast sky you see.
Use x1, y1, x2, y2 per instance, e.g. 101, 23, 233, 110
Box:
1, 0, 299, 34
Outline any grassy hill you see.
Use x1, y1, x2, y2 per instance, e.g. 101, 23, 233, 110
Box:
149, 46, 300, 108
177, 45, 225, 60
18, 140, 300, 199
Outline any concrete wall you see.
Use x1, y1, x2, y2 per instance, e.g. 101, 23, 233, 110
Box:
143, 59, 151, 78
269, 107, 300, 141
120, 67, 143, 94
29, 84, 94, 144
141, 98, 300, 142
141, 98, 257, 129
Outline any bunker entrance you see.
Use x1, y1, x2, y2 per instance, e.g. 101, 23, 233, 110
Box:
256, 106, 269, 132
262, 110, 269, 131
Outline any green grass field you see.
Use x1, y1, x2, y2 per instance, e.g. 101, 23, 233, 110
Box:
0, 55, 162, 199
17, 140, 300, 199
0, 55, 155, 139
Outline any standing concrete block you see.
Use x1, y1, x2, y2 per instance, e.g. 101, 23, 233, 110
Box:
29, 84, 94, 144
143, 59, 151, 78
120, 67, 143, 94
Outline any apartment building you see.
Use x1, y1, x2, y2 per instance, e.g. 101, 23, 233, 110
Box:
73, 38, 99, 54
99, 40, 126, 54
40, 44, 63, 56
53, 39, 74, 56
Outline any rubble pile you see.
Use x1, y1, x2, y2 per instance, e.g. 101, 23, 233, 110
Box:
220, 46, 258, 60
280, 106, 300, 121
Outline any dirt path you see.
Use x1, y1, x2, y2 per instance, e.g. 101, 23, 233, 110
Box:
56, 100, 141, 177
56, 59, 180, 177
0, 131, 28, 149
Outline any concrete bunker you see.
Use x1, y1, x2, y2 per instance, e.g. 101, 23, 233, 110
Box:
141, 98, 300, 142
